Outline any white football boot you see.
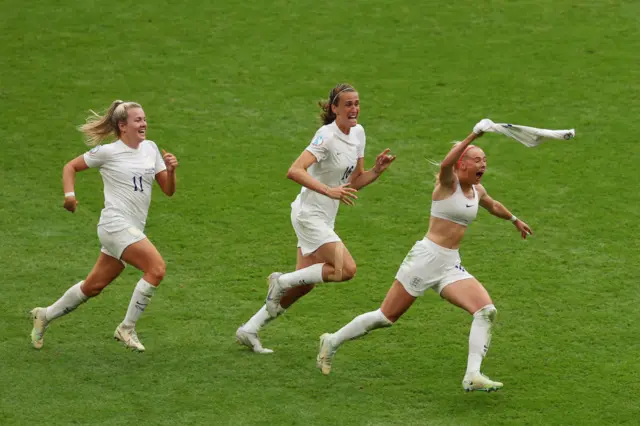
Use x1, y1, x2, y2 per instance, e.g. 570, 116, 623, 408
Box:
316, 333, 339, 375
265, 272, 286, 317
114, 324, 145, 352
30, 307, 49, 349
235, 327, 273, 354
462, 372, 503, 392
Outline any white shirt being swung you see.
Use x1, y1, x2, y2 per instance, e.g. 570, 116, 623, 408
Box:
292, 121, 366, 224
83, 140, 166, 232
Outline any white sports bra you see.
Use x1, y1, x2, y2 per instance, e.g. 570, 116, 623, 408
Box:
430, 182, 479, 226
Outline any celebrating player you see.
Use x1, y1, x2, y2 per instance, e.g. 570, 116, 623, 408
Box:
316, 119, 533, 392
30, 100, 178, 352
236, 83, 396, 353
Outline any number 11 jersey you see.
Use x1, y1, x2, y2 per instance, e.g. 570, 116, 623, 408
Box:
83, 140, 167, 233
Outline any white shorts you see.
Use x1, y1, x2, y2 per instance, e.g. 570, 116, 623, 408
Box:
291, 203, 341, 256
98, 225, 146, 261
396, 238, 474, 297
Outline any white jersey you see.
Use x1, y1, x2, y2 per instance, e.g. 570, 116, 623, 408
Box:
293, 121, 366, 224
83, 140, 166, 233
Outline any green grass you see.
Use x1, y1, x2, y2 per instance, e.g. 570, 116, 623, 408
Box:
1, 0, 639, 424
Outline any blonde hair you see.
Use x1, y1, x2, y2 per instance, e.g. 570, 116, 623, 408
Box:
318, 83, 356, 125
78, 100, 142, 146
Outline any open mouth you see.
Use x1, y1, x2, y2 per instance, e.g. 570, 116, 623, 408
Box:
476, 171, 484, 178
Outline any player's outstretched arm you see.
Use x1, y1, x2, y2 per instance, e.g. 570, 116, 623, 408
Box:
477, 184, 533, 239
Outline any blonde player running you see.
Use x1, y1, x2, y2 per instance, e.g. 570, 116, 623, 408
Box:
236, 83, 396, 353
317, 119, 533, 392
30, 100, 178, 352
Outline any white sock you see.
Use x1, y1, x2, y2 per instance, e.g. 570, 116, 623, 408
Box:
122, 278, 156, 327
466, 304, 497, 374
332, 309, 392, 346
278, 263, 325, 288
45, 281, 89, 321
242, 305, 276, 334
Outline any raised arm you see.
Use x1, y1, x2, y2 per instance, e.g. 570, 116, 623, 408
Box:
477, 184, 533, 239
439, 119, 494, 188
62, 155, 90, 213
287, 150, 358, 206
438, 132, 481, 188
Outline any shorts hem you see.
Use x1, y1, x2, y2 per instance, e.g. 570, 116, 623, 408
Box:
435, 274, 475, 295
298, 236, 342, 256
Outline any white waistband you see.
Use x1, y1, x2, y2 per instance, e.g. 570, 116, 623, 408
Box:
423, 237, 460, 256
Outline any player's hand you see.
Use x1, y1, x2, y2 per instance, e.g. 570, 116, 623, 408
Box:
473, 118, 495, 135
373, 148, 396, 174
514, 219, 533, 239
326, 183, 358, 206
162, 149, 178, 172
63, 196, 78, 213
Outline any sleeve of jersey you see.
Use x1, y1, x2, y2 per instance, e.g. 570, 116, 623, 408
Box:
305, 131, 329, 162
83, 145, 110, 168
357, 127, 366, 158
151, 142, 167, 174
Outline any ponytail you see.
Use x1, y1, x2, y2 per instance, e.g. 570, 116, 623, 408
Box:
78, 100, 141, 146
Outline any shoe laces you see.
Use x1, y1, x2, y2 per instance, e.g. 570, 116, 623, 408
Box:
322, 341, 337, 365
127, 328, 141, 344
34, 313, 48, 337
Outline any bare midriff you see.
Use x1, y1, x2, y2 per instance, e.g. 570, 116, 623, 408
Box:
425, 216, 467, 250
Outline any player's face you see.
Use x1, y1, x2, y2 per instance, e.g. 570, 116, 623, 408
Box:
460, 147, 486, 184
121, 108, 147, 143
333, 92, 360, 128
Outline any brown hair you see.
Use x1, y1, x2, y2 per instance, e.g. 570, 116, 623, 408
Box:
318, 83, 356, 125
78, 100, 142, 146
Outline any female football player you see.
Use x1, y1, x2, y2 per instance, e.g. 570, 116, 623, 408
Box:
30, 100, 178, 352
316, 119, 533, 392
236, 83, 396, 353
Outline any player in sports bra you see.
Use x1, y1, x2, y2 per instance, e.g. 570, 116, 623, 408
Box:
316, 119, 533, 392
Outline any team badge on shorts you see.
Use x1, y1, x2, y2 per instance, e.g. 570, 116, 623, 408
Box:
311, 135, 324, 146
409, 276, 423, 289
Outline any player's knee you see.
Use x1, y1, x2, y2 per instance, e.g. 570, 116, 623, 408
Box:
341, 263, 357, 281
147, 261, 166, 283
474, 304, 497, 323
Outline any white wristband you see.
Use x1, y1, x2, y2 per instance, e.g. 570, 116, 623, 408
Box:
509, 215, 517, 222
64, 192, 75, 198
